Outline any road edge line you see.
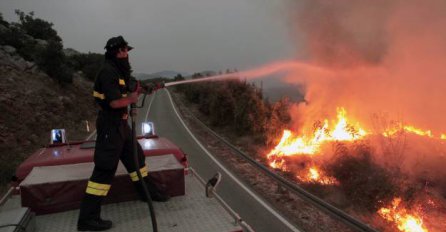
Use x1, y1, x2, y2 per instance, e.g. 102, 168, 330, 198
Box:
165, 89, 301, 232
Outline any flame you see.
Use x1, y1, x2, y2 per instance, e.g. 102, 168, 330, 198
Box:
267, 107, 366, 160
378, 198, 429, 232
297, 166, 338, 185
267, 108, 362, 185
383, 125, 445, 139
269, 158, 286, 170
403, 126, 433, 138
267, 107, 446, 190
331, 108, 367, 140
267, 108, 446, 167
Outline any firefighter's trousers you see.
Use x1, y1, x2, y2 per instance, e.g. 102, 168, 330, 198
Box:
78, 117, 149, 222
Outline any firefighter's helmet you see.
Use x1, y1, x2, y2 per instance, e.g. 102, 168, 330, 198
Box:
105, 36, 133, 51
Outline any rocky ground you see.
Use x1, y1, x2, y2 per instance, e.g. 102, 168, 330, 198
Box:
0, 45, 96, 192
169, 89, 354, 232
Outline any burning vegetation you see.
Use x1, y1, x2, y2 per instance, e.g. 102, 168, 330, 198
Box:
260, 0, 446, 231
378, 198, 428, 232
265, 107, 446, 231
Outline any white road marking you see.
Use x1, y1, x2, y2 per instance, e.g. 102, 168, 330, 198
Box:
86, 130, 96, 140
164, 89, 301, 232
144, 91, 157, 121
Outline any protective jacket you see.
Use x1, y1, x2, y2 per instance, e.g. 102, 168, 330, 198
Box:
93, 60, 138, 123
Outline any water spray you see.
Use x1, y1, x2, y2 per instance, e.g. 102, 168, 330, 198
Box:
165, 60, 328, 87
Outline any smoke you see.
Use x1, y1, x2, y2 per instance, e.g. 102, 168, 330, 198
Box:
283, 0, 446, 185
292, 0, 393, 67
285, 0, 446, 133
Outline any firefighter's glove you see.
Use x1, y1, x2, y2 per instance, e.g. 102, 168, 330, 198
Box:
129, 92, 139, 104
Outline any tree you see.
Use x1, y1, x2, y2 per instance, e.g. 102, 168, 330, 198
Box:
15, 10, 61, 42
174, 74, 184, 81
263, 97, 291, 146
38, 40, 73, 83
192, 72, 203, 79
67, 53, 104, 80
9, 10, 73, 82
0, 13, 9, 27
177, 77, 291, 145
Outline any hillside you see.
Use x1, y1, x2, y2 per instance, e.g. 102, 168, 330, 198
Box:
0, 11, 99, 192
0, 45, 96, 191
134, 70, 189, 80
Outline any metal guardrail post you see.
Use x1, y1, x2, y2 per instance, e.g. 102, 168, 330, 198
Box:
189, 168, 255, 232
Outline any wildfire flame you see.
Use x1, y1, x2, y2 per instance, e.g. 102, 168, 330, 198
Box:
384, 125, 438, 139
297, 166, 339, 185
267, 108, 446, 164
267, 107, 366, 160
266, 108, 364, 185
267, 107, 446, 188
378, 198, 429, 232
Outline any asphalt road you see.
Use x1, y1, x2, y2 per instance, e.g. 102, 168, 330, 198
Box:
137, 89, 301, 232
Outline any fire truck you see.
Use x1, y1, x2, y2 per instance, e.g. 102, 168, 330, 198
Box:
0, 125, 253, 232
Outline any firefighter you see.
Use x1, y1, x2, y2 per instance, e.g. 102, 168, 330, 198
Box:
77, 36, 169, 231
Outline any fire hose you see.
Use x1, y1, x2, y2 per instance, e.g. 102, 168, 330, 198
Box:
130, 81, 159, 232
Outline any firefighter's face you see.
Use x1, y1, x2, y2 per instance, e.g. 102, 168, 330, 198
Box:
116, 47, 129, 58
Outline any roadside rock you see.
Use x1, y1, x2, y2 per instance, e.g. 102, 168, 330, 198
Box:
25, 61, 35, 69
2, 45, 16, 54
63, 48, 81, 57
34, 39, 48, 47
0, 48, 28, 71
0, 50, 14, 67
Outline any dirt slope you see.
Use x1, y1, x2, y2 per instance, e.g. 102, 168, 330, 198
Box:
0, 45, 96, 191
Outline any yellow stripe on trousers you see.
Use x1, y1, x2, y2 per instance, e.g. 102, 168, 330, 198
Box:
129, 166, 149, 182
85, 181, 111, 196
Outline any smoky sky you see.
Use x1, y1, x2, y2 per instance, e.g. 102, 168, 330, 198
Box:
279, 0, 446, 182
0, 0, 294, 74
284, 0, 446, 133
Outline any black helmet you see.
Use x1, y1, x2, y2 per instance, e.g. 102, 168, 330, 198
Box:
104, 35, 134, 51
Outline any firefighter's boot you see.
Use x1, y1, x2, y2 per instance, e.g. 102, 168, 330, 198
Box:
77, 218, 112, 231
78, 194, 112, 231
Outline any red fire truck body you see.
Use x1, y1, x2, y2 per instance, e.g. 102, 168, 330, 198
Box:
0, 135, 251, 232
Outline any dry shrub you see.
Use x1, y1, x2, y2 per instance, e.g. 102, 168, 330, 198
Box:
326, 143, 399, 212
179, 78, 291, 144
